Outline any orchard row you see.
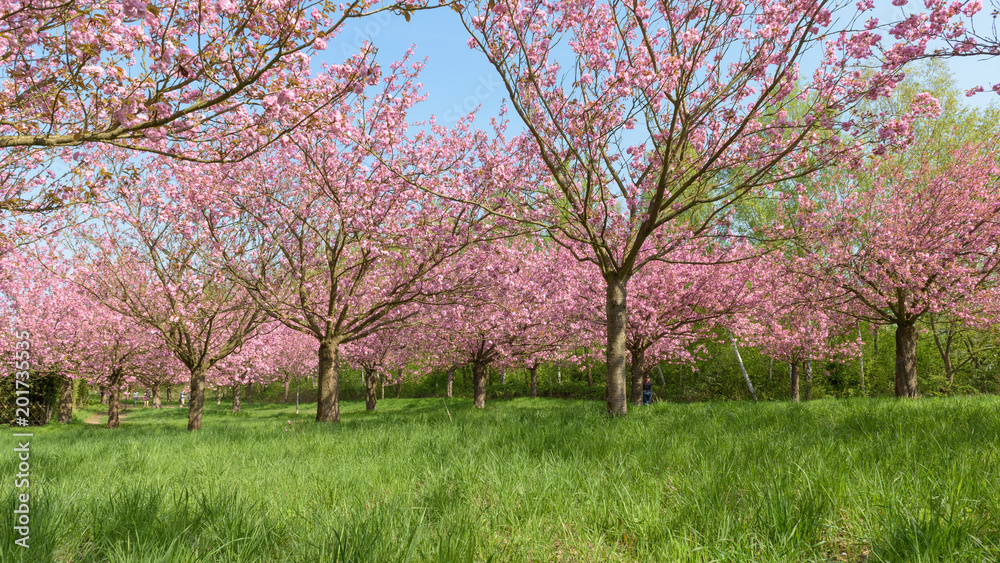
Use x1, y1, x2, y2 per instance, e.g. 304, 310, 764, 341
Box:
1, 1, 999, 429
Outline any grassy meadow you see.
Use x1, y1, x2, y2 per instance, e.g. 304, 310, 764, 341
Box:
2, 396, 999, 562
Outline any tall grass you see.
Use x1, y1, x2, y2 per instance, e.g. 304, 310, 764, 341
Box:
2, 396, 998, 562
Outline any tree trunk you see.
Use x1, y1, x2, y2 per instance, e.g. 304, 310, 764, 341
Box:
58, 375, 74, 423
380, 371, 384, 400
655, 364, 666, 387
790, 362, 800, 402
364, 367, 378, 411
107, 387, 121, 429
151, 385, 161, 408
446, 369, 455, 398
894, 322, 919, 398
473, 361, 488, 409
768, 358, 774, 382
316, 338, 341, 422
395, 368, 403, 398
629, 346, 645, 407
529, 364, 539, 398
216, 385, 221, 405
500, 368, 506, 385
187, 366, 208, 431
557, 366, 561, 385
605, 277, 628, 417
100, 386, 108, 405
804, 361, 812, 401
284, 378, 290, 403
587, 365, 593, 386
166, 385, 172, 403
729, 332, 758, 402
232, 383, 241, 413
245, 381, 252, 403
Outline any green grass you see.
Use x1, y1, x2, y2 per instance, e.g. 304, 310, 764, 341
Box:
2, 396, 999, 562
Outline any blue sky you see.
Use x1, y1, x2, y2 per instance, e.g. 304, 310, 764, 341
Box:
324, 3, 998, 129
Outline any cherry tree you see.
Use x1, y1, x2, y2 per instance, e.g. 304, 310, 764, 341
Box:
342, 326, 414, 410
173, 57, 510, 422
621, 241, 762, 405
268, 325, 319, 404
0, 0, 450, 214
32, 159, 270, 430
729, 258, 860, 401
128, 346, 186, 409
457, 0, 984, 416
891, 0, 1000, 97
793, 142, 1000, 397
1, 265, 86, 423
414, 240, 591, 408
2, 257, 177, 426
208, 323, 288, 412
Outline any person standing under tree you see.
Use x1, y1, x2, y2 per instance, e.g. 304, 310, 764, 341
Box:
642, 375, 653, 406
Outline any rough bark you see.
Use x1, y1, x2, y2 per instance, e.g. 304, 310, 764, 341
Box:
790, 362, 800, 402
58, 376, 74, 423
586, 365, 593, 386
100, 386, 108, 405
316, 339, 341, 422
605, 277, 628, 417
894, 322, 919, 398
245, 381, 252, 403
106, 369, 126, 428
152, 385, 161, 408
232, 383, 241, 413
529, 364, 539, 398
446, 369, 455, 399
107, 387, 121, 429
473, 361, 488, 409
364, 367, 378, 411
187, 366, 208, 430
165, 385, 172, 403
629, 346, 645, 407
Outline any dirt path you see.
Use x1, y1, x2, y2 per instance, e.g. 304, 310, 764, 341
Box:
84, 411, 128, 425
